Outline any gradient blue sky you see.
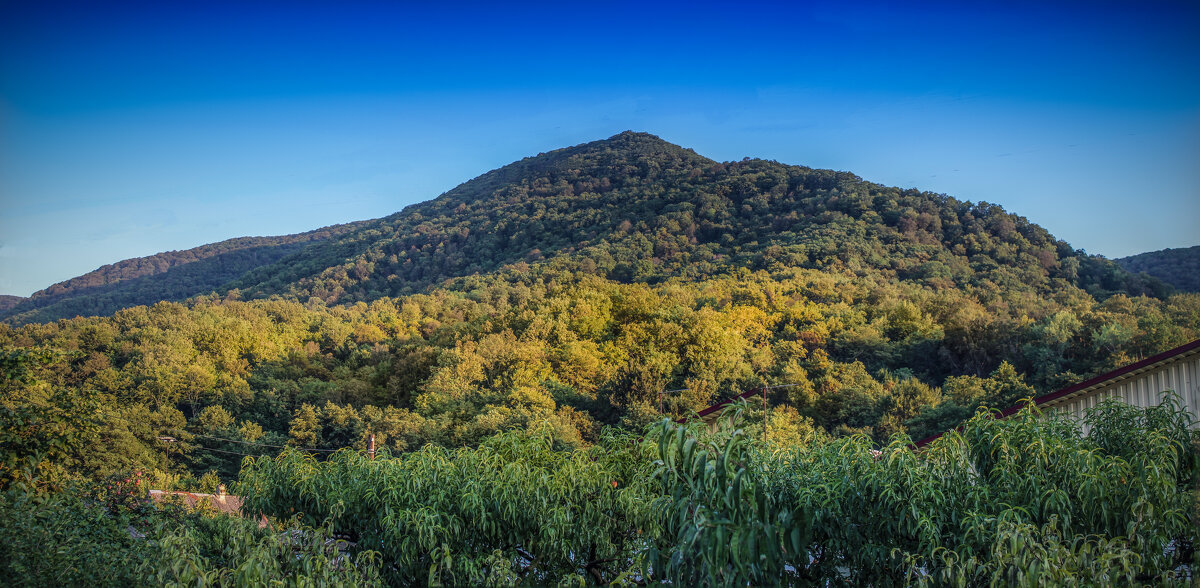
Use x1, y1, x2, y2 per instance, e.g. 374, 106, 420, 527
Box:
2, 0, 1198, 297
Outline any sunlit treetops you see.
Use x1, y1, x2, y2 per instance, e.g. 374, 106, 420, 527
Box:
0, 131, 1195, 488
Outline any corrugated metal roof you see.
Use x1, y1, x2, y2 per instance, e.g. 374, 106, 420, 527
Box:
914, 338, 1200, 448
1010, 339, 1200, 414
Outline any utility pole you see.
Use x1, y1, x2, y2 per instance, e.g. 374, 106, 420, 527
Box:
762, 387, 768, 440
158, 435, 176, 470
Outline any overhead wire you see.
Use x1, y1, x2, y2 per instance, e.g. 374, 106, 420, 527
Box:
659, 382, 798, 397
169, 430, 340, 452
188, 445, 262, 458
763, 383, 800, 390
180, 383, 804, 455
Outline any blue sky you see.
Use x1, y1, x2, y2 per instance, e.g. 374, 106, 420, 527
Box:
2, 0, 1197, 297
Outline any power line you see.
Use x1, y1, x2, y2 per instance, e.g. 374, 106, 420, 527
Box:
171, 430, 340, 452
659, 383, 798, 397
181, 382, 804, 454
188, 445, 260, 458
764, 383, 800, 390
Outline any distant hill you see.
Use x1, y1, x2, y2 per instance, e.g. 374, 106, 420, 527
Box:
1116, 246, 1200, 292
0, 295, 26, 312
0, 223, 366, 324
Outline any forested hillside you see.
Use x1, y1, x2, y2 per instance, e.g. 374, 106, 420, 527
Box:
3, 131, 1198, 584
227, 131, 1170, 305
0, 296, 25, 313
0, 222, 366, 325
1117, 245, 1200, 292
6, 132, 1169, 324
2, 131, 1195, 485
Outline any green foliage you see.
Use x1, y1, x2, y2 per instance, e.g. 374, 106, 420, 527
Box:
648, 404, 811, 586
1117, 245, 1200, 293
0, 262, 1196, 484
0, 349, 102, 491
1, 223, 368, 325
0, 480, 381, 586
905, 361, 1038, 441
3, 392, 1192, 585
228, 397, 1198, 585
664, 398, 1197, 585
0, 486, 157, 586
1, 132, 1197, 476
1087, 393, 1200, 487
1, 132, 1198, 584
238, 426, 658, 585
144, 515, 382, 587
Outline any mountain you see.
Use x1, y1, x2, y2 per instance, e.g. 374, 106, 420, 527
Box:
226, 132, 716, 301
3, 131, 1169, 325
0, 223, 367, 324
226, 131, 1166, 304
1116, 245, 1200, 292
3, 131, 1196, 481
0, 295, 25, 312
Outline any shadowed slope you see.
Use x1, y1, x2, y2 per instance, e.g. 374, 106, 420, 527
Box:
6, 131, 1167, 323
1117, 245, 1200, 292
1, 223, 366, 324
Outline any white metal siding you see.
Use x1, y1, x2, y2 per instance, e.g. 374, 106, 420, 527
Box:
1047, 353, 1200, 434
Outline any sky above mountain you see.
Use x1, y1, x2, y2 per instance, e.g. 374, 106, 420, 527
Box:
2, 0, 1197, 297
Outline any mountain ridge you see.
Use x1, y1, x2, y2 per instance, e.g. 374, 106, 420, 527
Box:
1, 131, 1169, 325
225, 131, 1165, 306
2, 131, 1195, 466
225, 131, 725, 302
0, 295, 25, 312
1116, 245, 1200, 292
0, 221, 368, 324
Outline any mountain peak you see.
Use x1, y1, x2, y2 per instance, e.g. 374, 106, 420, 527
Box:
603, 130, 669, 144
429, 131, 714, 207
531, 130, 715, 169
588, 130, 704, 158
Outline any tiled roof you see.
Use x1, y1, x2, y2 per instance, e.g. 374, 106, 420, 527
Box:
148, 489, 245, 515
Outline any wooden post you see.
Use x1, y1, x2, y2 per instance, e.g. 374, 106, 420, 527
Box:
157, 436, 176, 471
368, 434, 376, 460
762, 387, 768, 439
659, 391, 663, 415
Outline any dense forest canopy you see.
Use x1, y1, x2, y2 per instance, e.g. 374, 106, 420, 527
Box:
2, 131, 1198, 584
3, 132, 1173, 326
0, 296, 24, 313
1117, 245, 1200, 293
0, 222, 367, 325
225, 131, 1172, 305
2, 131, 1196, 485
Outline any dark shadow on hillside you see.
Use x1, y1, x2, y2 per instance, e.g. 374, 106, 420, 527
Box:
1, 242, 317, 324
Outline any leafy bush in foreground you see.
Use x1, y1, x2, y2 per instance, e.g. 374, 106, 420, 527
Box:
235, 396, 1197, 586
3, 394, 1194, 585
238, 427, 658, 585
0, 484, 381, 587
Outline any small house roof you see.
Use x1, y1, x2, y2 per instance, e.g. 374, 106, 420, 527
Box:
148, 489, 244, 516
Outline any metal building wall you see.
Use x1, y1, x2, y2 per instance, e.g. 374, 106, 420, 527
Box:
1048, 353, 1200, 434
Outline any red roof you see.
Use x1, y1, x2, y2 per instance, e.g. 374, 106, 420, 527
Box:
678, 388, 764, 424
149, 489, 245, 515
